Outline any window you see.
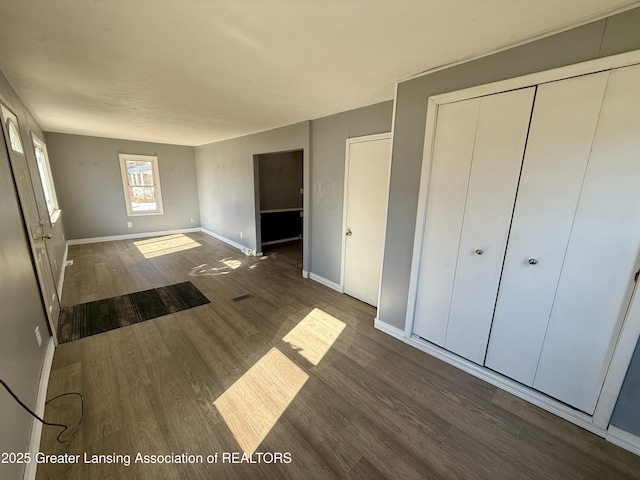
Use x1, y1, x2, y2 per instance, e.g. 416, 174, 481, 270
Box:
7, 119, 24, 153
32, 134, 61, 223
119, 153, 164, 216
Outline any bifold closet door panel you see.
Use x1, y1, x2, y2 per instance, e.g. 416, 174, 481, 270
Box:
444, 88, 535, 364
485, 71, 610, 385
413, 99, 480, 346
533, 64, 640, 414
413, 88, 534, 352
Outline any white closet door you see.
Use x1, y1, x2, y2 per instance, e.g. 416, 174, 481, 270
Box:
533, 64, 640, 414
413, 88, 534, 353
413, 98, 480, 346
485, 72, 610, 385
444, 88, 534, 363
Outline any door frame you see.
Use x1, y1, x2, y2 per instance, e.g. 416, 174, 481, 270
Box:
404, 49, 640, 434
252, 148, 305, 255
340, 132, 392, 308
0, 101, 60, 345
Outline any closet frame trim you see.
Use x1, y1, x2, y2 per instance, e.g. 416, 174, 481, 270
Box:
404, 48, 640, 435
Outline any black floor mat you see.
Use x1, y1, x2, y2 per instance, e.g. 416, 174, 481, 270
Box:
57, 281, 210, 343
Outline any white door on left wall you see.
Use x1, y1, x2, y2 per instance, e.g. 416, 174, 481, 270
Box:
1, 103, 60, 343
342, 133, 392, 307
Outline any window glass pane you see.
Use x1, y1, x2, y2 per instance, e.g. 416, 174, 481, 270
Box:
31, 136, 59, 222
119, 153, 163, 215
130, 186, 157, 212
126, 160, 155, 187
7, 121, 24, 153
35, 145, 55, 214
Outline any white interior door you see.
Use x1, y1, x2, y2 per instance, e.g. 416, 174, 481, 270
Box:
532, 64, 640, 414
1, 104, 60, 343
412, 88, 534, 360
342, 134, 391, 307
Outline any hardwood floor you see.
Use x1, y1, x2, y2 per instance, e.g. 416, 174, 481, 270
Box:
37, 232, 640, 479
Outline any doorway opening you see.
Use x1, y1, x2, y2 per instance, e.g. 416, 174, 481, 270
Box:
253, 149, 304, 260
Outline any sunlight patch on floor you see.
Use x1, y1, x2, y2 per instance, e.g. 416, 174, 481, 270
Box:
283, 308, 346, 366
214, 308, 347, 454
134, 234, 201, 259
221, 258, 242, 269
214, 348, 308, 455
189, 257, 242, 276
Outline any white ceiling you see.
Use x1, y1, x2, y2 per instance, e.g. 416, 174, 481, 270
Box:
0, 1, 637, 146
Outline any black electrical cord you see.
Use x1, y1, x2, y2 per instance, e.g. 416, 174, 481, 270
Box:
1, 378, 84, 443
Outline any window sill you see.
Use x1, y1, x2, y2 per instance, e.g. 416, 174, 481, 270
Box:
126, 211, 165, 217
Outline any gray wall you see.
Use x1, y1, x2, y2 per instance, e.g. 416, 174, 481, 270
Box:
45, 133, 199, 240
309, 101, 393, 283
611, 337, 640, 436
195, 122, 310, 263
379, 8, 640, 329
378, 7, 640, 435
0, 73, 54, 480
257, 151, 303, 211
194, 101, 392, 279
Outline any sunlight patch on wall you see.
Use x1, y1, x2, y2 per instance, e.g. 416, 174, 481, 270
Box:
134, 234, 201, 259
283, 308, 346, 366
214, 348, 308, 455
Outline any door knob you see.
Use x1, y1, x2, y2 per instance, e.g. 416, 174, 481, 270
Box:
475, 249, 484, 255
41, 233, 52, 240
528, 258, 538, 265
345, 228, 352, 237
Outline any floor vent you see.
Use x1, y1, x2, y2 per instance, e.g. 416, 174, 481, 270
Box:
232, 294, 252, 302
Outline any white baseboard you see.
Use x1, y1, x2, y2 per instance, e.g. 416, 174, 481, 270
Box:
302, 270, 309, 278
308, 272, 343, 293
374, 318, 405, 341
23, 337, 55, 480
374, 326, 610, 439
57, 242, 68, 299
199, 228, 258, 256
67, 227, 201, 245
607, 425, 640, 456
406, 334, 606, 437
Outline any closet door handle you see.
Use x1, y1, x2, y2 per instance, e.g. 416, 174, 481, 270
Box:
475, 249, 484, 255
528, 258, 538, 265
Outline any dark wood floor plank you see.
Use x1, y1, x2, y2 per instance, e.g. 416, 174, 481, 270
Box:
342, 416, 442, 480
439, 426, 539, 480
78, 331, 126, 447
36, 234, 640, 480
369, 348, 524, 439
345, 457, 389, 480
491, 388, 640, 478
518, 421, 639, 480
130, 320, 171, 364
277, 376, 363, 476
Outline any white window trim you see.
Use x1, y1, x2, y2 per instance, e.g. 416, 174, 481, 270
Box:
31, 133, 61, 225
118, 153, 164, 216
